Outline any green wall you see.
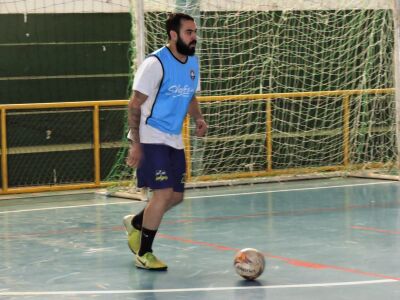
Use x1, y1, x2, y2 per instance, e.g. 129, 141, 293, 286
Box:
0, 13, 131, 103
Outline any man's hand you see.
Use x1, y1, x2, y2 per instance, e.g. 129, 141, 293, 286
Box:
126, 143, 143, 168
195, 118, 208, 137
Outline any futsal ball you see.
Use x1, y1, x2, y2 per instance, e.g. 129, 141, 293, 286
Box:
233, 248, 265, 280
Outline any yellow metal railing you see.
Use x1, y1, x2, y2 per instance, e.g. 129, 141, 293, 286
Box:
0, 100, 126, 195
0, 88, 395, 195
193, 88, 395, 182
1, 108, 8, 191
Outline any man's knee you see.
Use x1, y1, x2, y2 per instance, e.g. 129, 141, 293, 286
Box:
171, 191, 184, 206
152, 188, 174, 203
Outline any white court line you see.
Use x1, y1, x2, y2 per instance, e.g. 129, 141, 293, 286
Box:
185, 181, 397, 199
0, 181, 397, 215
0, 201, 133, 215
0, 279, 397, 296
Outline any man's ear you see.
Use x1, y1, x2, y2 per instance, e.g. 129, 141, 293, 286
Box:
170, 30, 178, 41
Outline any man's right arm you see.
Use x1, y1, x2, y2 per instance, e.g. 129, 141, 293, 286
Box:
126, 90, 148, 168
128, 56, 162, 143
126, 56, 162, 167
128, 90, 148, 144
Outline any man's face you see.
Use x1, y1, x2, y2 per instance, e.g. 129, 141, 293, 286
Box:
176, 19, 197, 56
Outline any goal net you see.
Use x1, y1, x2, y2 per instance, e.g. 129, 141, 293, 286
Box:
107, 0, 399, 196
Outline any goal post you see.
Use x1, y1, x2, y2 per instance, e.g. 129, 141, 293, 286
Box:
106, 0, 400, 196
393, 0, 400, 175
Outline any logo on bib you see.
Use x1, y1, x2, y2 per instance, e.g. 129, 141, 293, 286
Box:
190, 70, 196, 80
166, 85, 194, 98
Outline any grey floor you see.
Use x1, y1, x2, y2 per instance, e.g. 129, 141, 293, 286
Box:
0, 177, 399, 299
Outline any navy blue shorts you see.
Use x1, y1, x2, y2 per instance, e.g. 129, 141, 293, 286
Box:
137, 143, 186, 193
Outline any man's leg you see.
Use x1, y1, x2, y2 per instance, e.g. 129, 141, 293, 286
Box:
134, 188, 174, 270
128, 144, 186, 270
142, 188, 174, 231
126, 190, 183, 253
127, 190, 182, 232
125, 143, 162, 254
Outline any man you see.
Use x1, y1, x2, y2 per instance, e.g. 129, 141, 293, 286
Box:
123, 13, 207, 270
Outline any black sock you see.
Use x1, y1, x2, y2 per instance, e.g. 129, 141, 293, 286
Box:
131, 209, 145, 230
138, 227, 157, 256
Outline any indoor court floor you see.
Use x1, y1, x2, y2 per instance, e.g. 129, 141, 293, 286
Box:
0, 177, 399, 299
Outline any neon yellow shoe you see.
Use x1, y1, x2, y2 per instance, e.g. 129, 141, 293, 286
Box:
123, 215, 141, 254
135, 252, 168, 270
123, 215, 135, 235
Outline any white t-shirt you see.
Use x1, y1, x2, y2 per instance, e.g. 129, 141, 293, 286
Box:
128, 56, 199, 149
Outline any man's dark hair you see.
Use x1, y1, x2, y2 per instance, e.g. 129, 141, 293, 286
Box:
166, 13, 194, 39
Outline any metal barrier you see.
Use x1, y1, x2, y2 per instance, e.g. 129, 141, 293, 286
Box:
0, 88, 395, 194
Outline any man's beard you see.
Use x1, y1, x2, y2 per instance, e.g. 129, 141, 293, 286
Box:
176, 35, 196, 56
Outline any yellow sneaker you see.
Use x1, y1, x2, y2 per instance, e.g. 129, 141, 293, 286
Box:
128, 227, 141, 254
135, 252, 168, 270
123, 215, 140, 254
123, 215, 135, 235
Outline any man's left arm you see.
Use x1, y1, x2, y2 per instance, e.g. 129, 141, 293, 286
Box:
188, 96, 207, 137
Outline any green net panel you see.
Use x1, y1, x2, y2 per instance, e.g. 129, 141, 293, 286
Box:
107, 0, 398, 191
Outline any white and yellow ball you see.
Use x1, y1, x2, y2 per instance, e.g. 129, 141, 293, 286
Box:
233, 248, 265, 280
